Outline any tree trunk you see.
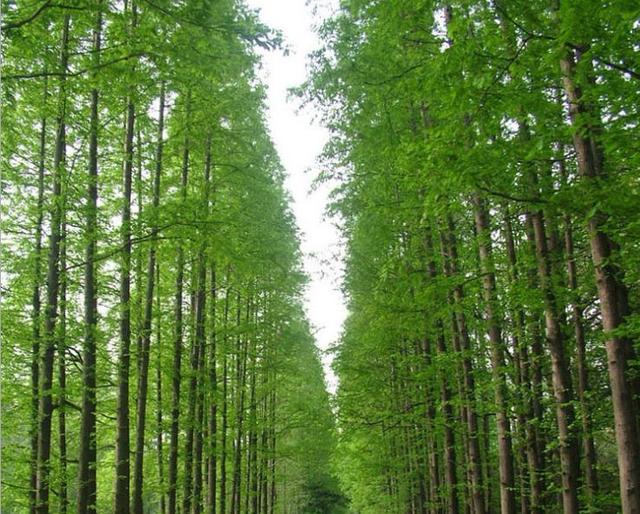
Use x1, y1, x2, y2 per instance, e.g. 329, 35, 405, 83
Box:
424, 229, 455, 513
439, 218, 483, 514
114, 100, 135, 514
563, 213, 598, 499
183, 269, 204, 514
114, 3, 138, 509
269, 387, 277, 514
131, 80, 165, 514
471, 193, 517, 514
231, 294, 249, 514
208, 265, 218, 514
30, 78, 48, 514
529, 204, 580, 514
58, 215, 68, 514
35, 15, 69, 514
77, 8, 101, 513
559, 45, 640, 514
248, 331, 259, 514
502, 208, 543, 513
220, 271, 232, 514
194, 334, 207, 514
168, 92, 191, 514
155, 260, 166, 514
559, 140, 599, 499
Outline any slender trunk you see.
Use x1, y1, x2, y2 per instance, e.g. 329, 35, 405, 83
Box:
563, 213, 598, 499
420, 336, 440, 514
58, 216, 68, 514
193, 132, 213, 514
202, 137, 217, 513
502, 208, 543, 513
208, 266, 218, 514
114, 98, 135, 514
259, 392, 269, 514
248, 333, 259, 514
559, 46, 640, 514
220, 273, 232, 514
114, 3, 138, 509
30, 78, 48, 514
131, 80, 165, 514
36, 15, 69, 514
168, 251, 184, 514
77, 8, 102, 513
184, 275, 196, 512
439, 326, 458, 514
529, 205, 580, 514
231, 294, 249, 514
439, 218, 483, 514
168, 92, 191, 514
268, 387, 277, 514
559, 147, 598, 499
423, 229, 453, 513
155, 260, 166, 514
194, 334, 207, 514
183, 272, 204, 514
471, 194, 517, 514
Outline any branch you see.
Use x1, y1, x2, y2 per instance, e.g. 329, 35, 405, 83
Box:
63, 222, 176, 272
476, 184, 546, 205
492, 1, 554, 42
2, 480, 32, 491
4, 52, 145, 80
1, 2, 87, 31
359, 58, 431, 87
594, 56, 640, 81
1, 0, 53, 31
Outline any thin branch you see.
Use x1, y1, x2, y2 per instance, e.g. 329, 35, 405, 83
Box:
594, 56, 640, 81
4, 52, 145, 80
1, 2, 87, 30
1, 0, 53, 31
476, 184, 546, 205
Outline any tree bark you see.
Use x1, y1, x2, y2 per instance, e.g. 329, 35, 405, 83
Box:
563, 213, 598, 499
559, 45, 640, 514
58, 216, 68, 514
502, 208, 544, 513
131, 80, 165, 514
439, 217, 483, 514
77, 7, 101, 513
114, 4, 138, 511
471, 193, 517, 514
207, 265, 218, 514
424, 229, 456, 514
30, 78, 48, 514
155, 260, 166, 514
529, 203, 580, 514
168, 91, 191, 514
220, 271, 232, 514
231, 294, 249, 514
35, 15, 69, 514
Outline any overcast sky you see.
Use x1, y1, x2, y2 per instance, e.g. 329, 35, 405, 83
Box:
246, 0, 345, 392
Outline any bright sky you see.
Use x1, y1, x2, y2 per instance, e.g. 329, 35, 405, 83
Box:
246, 0, 345, 393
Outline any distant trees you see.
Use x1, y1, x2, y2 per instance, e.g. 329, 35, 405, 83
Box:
304, 0, 640, 512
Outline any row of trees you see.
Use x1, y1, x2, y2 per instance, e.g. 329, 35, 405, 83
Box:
1, 1, 343, 513
304, 0, 640, 512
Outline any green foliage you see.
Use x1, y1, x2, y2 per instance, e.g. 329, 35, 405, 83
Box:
303, 0, 640, 512
1, 1, 341, 512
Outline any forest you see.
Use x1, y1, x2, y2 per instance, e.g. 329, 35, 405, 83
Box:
1, 0, 640, 514
1, 0, 342, 513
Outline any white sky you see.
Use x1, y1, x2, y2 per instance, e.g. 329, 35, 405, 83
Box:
247, 0, 345, 392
